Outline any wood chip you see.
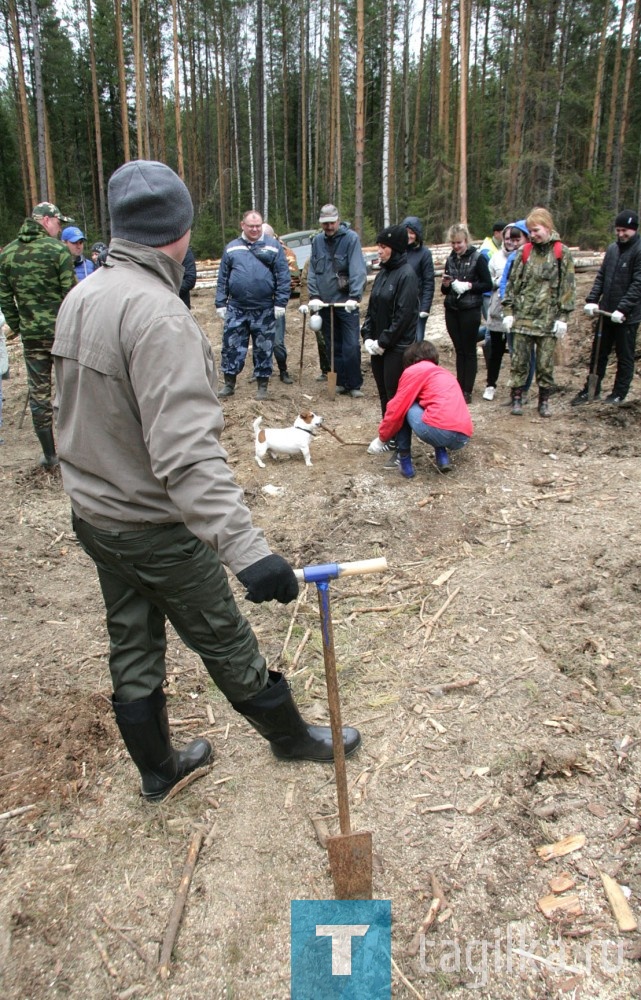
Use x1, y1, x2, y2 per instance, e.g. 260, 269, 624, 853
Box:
548, 873, 575, 894
537, 893, 583, 919
284, 782, 295, 811
466, 794, 492, 815
587, 801, 607, 818
431, 568, 456, 587
310, 815, 330, 849
599, 870, 638, 932
536, 833, 586, 861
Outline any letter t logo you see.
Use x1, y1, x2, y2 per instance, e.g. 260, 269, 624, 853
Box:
316, 924, 370, 975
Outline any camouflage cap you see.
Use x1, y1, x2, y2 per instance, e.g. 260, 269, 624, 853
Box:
32, 202, 73, 223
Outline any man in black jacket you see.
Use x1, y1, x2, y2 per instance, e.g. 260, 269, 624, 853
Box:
573, 210, 641, 405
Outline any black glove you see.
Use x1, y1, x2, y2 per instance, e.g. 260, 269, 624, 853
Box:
236, 554, 299, 604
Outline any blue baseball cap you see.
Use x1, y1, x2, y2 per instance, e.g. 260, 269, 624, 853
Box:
61, 226, 85, 242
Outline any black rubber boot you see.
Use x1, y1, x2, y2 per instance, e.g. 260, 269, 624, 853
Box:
279, 370, 294, 384
255, 377, 269, 400
35, 428, 59, 469
219, 374, 236, 398
232, 670, 361, 762
113, 687, 213, 801
538, 388, 551, 417
510, 388, 523, 416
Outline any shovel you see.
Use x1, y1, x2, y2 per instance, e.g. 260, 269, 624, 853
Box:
327, 304, 337, 401
298, 308, 307, 387
588, 310, 612, 401
295, 557, 388, 899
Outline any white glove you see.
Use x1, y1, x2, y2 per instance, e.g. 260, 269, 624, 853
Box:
344, 299, 359, 313
298, 304, 309, 315
363, 339, 375, 355
369, 340, 385, 355
502, 315, 514, 333
367, 436, 388, 455
274, 306, 286, 319
419, 312, 429, 319
584, 303, 599, 318
553, 320, 567, 339
308, 298, 324, 312
451, 280, 472, 296
611, 310, 625, 324
216, 307, 227, 321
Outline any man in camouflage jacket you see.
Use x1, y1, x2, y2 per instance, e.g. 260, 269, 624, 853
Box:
502, 207, 575, 417
0, 202, 76, 467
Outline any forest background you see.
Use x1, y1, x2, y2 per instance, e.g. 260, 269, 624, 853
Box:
0, 0, 639, 256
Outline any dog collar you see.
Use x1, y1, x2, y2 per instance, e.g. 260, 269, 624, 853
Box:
300, 427, 316, 435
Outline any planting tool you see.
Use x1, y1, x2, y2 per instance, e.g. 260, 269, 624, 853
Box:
327, 305, 337, 400
587, 314, 604, 401
298, 308, 307, 387
295, 557, 387, 898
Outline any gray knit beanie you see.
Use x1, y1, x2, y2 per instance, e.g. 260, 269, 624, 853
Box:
108, 160, 194, 247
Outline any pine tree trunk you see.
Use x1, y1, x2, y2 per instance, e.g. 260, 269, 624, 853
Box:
6, 0, 37, 207
171, 0, 184, 178
86, 0, 107, 236
354, 0, 365, 236
114, 0, 130, 162
604, 0, 627, 179
587, 4, 611, 173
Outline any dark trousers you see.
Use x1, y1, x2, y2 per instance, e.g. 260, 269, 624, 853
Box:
587, 318, 638, 399
320, 307, 362, 389
370, 351, 405, 418
73, 516, 267, 703
485, 330, 507, 388
445, 307, 481, 394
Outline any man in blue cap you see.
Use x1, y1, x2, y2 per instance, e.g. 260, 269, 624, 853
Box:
62, 226, 95, 281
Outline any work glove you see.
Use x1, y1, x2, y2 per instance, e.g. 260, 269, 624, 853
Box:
451, 280, 472, 296
419, 312, 429, 319
274, 306, 286, 319
298, 304, 309, 315
367, 436, 388, 455
236, 554, 299, 604
584, 303, 599, 318
344, 299, 359, 312
308, 298, 324, 313
611, 310, 625, 324
364, 339, 384, 356
363, 339, 375, 354
502, 315, 514, 333
216, 307, 227, 321
553, 320, 567, 339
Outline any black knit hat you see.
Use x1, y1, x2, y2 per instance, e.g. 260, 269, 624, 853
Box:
376, 224, 408, 254
108, 160, 194, 247
614, 209, 639, 231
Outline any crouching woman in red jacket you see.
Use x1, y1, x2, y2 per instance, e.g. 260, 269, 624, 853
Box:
368, 340, 473, 477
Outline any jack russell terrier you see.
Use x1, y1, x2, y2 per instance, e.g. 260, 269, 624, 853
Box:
254, 412, 323, 468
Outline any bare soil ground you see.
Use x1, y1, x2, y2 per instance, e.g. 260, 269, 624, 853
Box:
1, 272, 641, 1000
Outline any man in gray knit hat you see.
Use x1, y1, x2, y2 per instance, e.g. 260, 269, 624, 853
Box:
52, 160, 360, 804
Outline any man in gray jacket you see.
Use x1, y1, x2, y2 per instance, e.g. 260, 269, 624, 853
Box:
305, 204, 367, 396
52, 161, 360, 803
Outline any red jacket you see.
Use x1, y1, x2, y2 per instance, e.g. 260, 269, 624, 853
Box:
378, 361, 473, 441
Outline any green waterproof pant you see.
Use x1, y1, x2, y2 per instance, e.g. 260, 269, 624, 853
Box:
73, 515, 267, 703
510, 332, 556, 390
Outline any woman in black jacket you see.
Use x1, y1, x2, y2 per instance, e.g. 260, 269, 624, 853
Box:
441, 223, 492, 402
362, 225, 419, 447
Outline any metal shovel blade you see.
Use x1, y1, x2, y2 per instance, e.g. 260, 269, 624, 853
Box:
327, 831, 373, 900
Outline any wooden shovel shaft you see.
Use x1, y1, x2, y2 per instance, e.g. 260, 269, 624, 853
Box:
298, 310, 307, 385
316, 581, 351, 835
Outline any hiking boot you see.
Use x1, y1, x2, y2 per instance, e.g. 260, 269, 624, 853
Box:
571, 388, 591, 406
538, 388, 551, 417
315, 372, 328, 381
510, 388, 523, 416
482, 386, 496, 401
255, 378, 269, 400
219, 374, 236, 397
463, 391, 472, 404
399, 452, 415, 478
383, 450, 400, 470
434, 446, 451, 472
335, 385, 347, 394
604, 393, 624, 404
349, 388, 364, 398
279, 370, 294, 384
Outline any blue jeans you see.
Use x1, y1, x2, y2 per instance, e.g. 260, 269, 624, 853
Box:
395, 403, 470, 453
416, 314, 428, 342
320, 306, 362, 390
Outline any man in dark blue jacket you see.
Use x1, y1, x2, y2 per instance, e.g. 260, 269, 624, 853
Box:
306, 204, 367, 396
573, 209, 641, 405
215, 210, 291, 400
